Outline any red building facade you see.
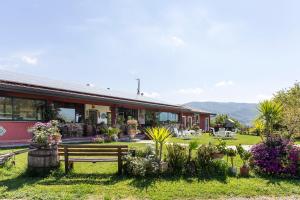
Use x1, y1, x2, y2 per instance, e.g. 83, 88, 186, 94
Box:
0, 71, 212, 144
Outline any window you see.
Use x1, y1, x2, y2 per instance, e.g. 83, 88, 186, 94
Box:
13, 98, 45, 121
57, 108, 76, 123
0, 96, 46, 121
54, 102, 84, 123
0, 97, 12, 120
158, 112, 179, 123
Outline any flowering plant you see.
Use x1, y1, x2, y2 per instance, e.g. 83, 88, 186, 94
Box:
29, 120, 62, 147
250, 135, 299, 177
127, 119, 138, 128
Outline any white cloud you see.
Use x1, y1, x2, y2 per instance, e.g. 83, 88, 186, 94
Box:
215, 80, 234, 87
170, 36, 185, 47
162, 35, 186, 48
21, 55, 38, 65
176, 88, 204, 95
143, 92, 161, 99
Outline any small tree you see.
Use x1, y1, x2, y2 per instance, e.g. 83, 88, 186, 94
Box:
258, 100, 283, 137
145, 127, 172, 162
274, 82, 300, 138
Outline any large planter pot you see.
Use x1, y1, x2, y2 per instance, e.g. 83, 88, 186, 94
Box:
28, 146, 59, 176
240, 166, 250, 177
128, 128, 137, 139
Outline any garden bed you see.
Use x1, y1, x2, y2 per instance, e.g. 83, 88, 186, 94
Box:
1, 142, 300, 200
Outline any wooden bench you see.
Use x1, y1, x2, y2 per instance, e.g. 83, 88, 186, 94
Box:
58, 144, 128, 174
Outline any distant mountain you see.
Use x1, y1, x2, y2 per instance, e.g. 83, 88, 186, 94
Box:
184, 102, 259, 125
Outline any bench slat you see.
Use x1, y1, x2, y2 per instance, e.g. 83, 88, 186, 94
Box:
60, 158, 118, 162
64, 152, 126, 156
58, 148, 128, 153
59, 145, 128, 149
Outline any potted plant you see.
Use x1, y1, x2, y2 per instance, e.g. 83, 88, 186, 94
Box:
105, 127, 120, 142
27, 120, 62, 174
127, 119, 138, 139
236, 144, 252, 176
211, 139, 226, 159
226, 148, 237, 175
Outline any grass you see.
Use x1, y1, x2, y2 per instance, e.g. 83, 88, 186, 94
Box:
167, 133, 263, 146
168, 133, 300, 145
1, 140, 300, 199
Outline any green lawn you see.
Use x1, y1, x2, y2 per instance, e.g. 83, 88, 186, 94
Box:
167, 133, 263, 146
1, 142, 300, 200
168, 133, 300, 146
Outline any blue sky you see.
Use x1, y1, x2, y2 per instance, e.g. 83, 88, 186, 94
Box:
0, 0, 299, 104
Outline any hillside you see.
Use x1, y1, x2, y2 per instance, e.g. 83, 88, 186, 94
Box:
184, 102, 259, 125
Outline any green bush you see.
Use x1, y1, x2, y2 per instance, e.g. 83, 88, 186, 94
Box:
123, 147, 159, 177
165, 144, 188, 174
196, 144, 228, 178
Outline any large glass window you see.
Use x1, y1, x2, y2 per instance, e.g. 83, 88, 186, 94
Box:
0, 96, 46, 121
13, 98, 45, 121
57, 108, 76, 123
158, 112, 179, 123
0, 97, 13, 120
54, 102, 84, 123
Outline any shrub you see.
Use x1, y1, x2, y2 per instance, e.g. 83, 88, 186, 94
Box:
135, 145, 155, 158
93, 135, 104, 144
123, 147, 159, 177
104, 127, 120, 142
250, 135, 299, 177
216, 139, 227, 154
236, 144, 251, 167
165, 144, 188, 174
196, 144, 228, 178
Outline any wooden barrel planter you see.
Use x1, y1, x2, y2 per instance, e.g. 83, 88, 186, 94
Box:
27, 146, 59, 176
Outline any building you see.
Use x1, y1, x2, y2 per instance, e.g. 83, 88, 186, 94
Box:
0, 70, 212, 144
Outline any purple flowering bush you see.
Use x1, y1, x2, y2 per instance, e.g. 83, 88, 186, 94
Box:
250, 135, 299, 177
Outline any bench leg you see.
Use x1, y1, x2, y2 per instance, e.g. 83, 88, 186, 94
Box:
69, 162, 74, 170
118, 156, 122, 175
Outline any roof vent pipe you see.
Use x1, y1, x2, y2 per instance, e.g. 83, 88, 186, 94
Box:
136, 78, 141, 95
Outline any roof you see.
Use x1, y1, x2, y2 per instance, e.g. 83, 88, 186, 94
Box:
181, 105, 215, 115
0, 70, 194, 112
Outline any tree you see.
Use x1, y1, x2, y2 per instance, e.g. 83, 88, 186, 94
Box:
251, 118, 265, 141
145, 127, 172, 162
258, 100, 283, 137
213, 114, 229, 127
274, 82, 300, 137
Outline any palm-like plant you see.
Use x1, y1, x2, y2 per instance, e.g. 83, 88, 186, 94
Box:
258, 100, 283, 137
188, 141, 199, 162
145, 127, 172, 162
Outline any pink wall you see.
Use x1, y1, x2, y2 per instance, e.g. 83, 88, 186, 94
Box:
200, 114, 210, 131
0, 122, 35, 143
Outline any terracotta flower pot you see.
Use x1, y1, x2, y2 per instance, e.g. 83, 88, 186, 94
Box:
240, 166, 250, 177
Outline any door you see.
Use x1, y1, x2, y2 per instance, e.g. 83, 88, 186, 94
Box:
205, 117, 209, 131
88, 109, 98, 126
